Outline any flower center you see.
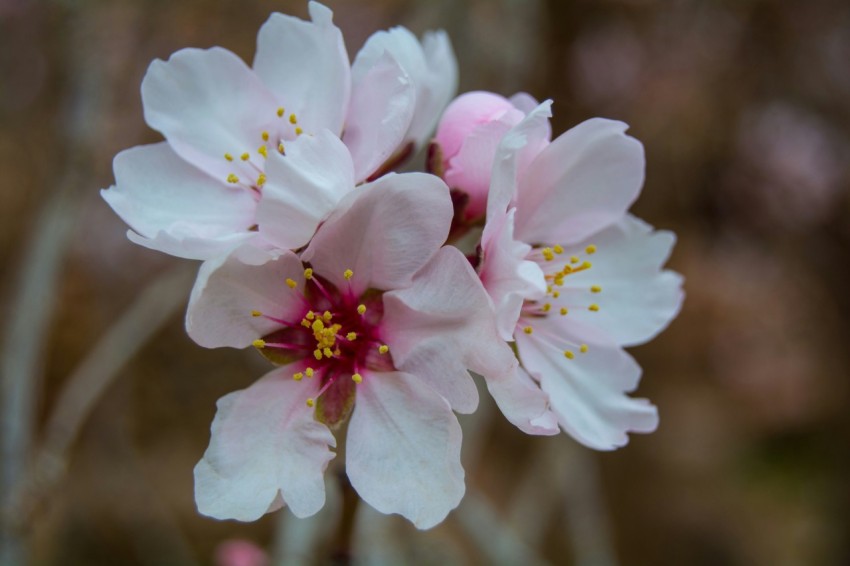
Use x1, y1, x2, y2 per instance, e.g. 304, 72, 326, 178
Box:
221, 107, 306, 196
249, 267, 391, 427
519, 243, 601, 360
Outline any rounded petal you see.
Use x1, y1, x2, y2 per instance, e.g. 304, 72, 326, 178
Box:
516, 320, 659, 450
253, 3, 350, 135
384, 246, 553, 433
554, 215, 684, 346
186, 246, 306, 349
142, 47, 281, 181
103, 143, 257, 260
485, 365, 560, 436
479, 208, 546, 341
346, 370, 464, 529
257, 130, 356, 250
195, 366, 336, 521
343, 51, 415, 183
435, 91, 518, 162
514, 118, 644, 245
301, 172, 452, 295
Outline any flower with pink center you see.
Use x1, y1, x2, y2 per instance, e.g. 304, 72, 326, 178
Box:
186, 172, 551, 528
102, 1, 457, 260
432, 90, 546, 222
470, 98, 684, 449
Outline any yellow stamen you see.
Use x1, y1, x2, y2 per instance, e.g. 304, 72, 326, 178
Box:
289, 113, 298, 124
304, 268, 313, 279
251, 310, 262, 317
313, 349, 322, 360
224, 153, 234, 161
346, 332, 357, 341
378, 345, 389, 354
553, 245, 564, 254
585, 245, 597, 254
258, 145, 268, 159
293, 372, 303, 381
560, 307, 568, 315
580, 344, 589, 353
357, 304, 366, 315
277, 107, 285, 117
240, 152, 250, 161
591, 285, 602, 293
227, 174, 239, 184
306, 398, 315, 407
295, 127, 303, 135
523, 326, 533, 335
306, 311, 315, 320
542, 303, 551, 312
261, 131, 269, 141
352, 373, 363, 383
257, 173, 266, 187
278, 143, 285, 154
305, 368, 314, 378
323, 347, 333, 358
252, 339, 266, 349
564, 350, 575, 359
542, 247, 554, 261
570, 256, 580, 264
344, 269, 354, 280
323, 311, 333, 322
588, 304, 600, 312
285, 278, 297, 289
552, 291, 560, 298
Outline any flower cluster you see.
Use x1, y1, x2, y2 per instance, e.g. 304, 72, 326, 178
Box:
103, 2, 683, 530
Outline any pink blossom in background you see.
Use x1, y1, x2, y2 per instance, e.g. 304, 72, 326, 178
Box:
101, 1, 457, 260
214, 540, 268, 566
186, 171, 549, 529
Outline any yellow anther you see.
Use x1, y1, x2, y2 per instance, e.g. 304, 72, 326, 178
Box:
580, 344, 589, 353
542, 247, 554, 261
306, 398, 315, 408
323, 311, 333, 322
547, 285, 553, 293
252, 339, 266, 349
313, 349, 322, 360
564, 350, 575, 360
523, 326, 533, 335
295, 127, 303, 135
305, 368, 314, 378
293, 372, 303, 381
560, 307, 568, 315
352, 373, 363, 383
581, 261, 592, 270
552, 291, 560, 298
227, 174, 240, 184
563, 265, 573, 274
277, 107, 285, 117
585, 245, 597, 254
240, 152, 250, 161
261, 131, 269, 141
553, 245, 564, 254
285, 278, 297, 289
257, 173, 266, 187
323, 347, 333, 358
591, 285, 602, 293
301, 319, 311, 328
304, 268, 313, 279
251, 310, 262, 317
357, 304, 367, 315
346, 332, 357, 341
542, 303, 551, 312
311, 319, 325, 332
258, 145, 268, 159
306, 311, 315, 320
378, 345, 389, 354
224, 153, 234, 161
344, 269, 354, 280
289, 113, 298, 124
589, 304, 600, 312
554, 276, 565, 287
333, 347, 341, 356
278, 143, 285, 154
570, 256, 580, 264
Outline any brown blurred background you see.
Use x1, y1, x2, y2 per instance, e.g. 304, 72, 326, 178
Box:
2, 0, 849, 564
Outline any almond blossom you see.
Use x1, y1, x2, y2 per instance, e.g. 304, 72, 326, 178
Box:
186, 171, 550, 528
102, 1, 457, 260
437, 95, 684, 449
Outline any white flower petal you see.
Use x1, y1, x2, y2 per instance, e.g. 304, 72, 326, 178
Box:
257, 130, 356, 250
516, 320, 658, 450
514, 118, 644, 245
186, 246, 305, 349
253, 2, 350, 135
142, 47, 280, 181
346, 370, 464, 529
195, 366, 335, 521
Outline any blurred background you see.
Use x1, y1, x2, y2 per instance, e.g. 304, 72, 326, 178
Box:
2, 0, 849, 564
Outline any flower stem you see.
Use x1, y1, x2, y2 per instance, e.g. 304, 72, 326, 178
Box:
329, 470, 359, 566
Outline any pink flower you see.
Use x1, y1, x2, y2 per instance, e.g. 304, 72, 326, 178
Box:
476, 100, 684, 449
433, 91, 546, 222
102, 2, 457, 260
186, 172, 548, 528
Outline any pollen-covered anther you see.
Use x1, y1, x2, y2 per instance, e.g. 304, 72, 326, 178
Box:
563, 350, 575, 359
278, 143, 285, 154
570, 256, 579, 264
251, 310, 262, 317
346, 332, 357, 341
224, 153, 234, 161
252, 339, 266, 349
352, 373, 363, 383
276, 107, 285, 117
553, 245, 564, 254
240, 152, 250, 161
305, 368, 314, 378
542, 303, 551, 312
306, 397, 315, 408
580, 344, 589, 353
295, 127, 303, 135
304, 268, 314, 280
591, 285, 602, 293
560, 307, 568, 315
261, 131, 270, 142
285, 278, 297, 289
257, 173, 266, 187
585, 245, 597, 254
378, 345, 389, 354
226, 174, 240, 184
293, 372, 304, 381
523, 326, 533, 335
343, 269, 354, 280
289, 113, 298, 125
357, 304, 366, 315
552, 291, 560, 298
258, 145, 268, 159
542, 247, 554, 261
588, 303, 600, 312
313, 349, 322, 360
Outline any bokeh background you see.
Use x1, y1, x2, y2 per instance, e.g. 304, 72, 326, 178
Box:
2, 0, 850, 564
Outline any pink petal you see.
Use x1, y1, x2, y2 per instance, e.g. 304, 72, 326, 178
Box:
257, 130, 356, 250
553, 214, 684, 347
195, 366, 335, 521
346, 370, 464, 529
103, 143, 257, 260
516, 320, 658, 450
479, 208, 546, 341
142, 47, 280, 182
186, 246, 306, 349
301, 172, 451, 295
253, 2, 350, 135
417, 30, 459, 148
343, 51, 415, 183
435, 91, 516, 163
514, 118, 644, 245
